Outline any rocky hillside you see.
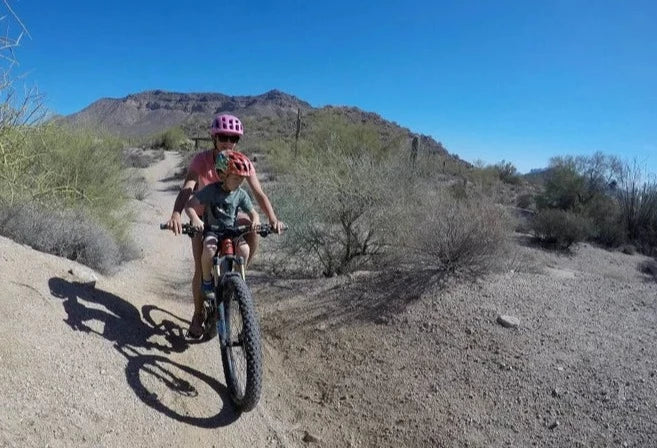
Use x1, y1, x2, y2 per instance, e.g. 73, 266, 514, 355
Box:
60, 89, 452, 158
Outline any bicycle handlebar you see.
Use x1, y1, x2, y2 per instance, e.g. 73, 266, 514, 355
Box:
160, 222, 286, 238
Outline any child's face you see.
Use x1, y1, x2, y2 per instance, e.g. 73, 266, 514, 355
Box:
222, 173, 246, 191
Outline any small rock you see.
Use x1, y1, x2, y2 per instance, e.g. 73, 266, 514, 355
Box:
69, 267, 98, 288
496, 315, 520, 329
302, 431, 321, 444
548, 420, 559, 430
552, 388, 562, 398
465, 327, 474, 335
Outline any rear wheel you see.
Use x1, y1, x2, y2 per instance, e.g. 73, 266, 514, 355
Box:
220, 273, 262, 412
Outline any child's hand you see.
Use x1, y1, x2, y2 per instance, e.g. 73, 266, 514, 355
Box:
250, 218, 261, 232
191, 217, 204, 232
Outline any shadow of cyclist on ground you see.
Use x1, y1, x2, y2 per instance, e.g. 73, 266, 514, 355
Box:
48, 276, 239, 427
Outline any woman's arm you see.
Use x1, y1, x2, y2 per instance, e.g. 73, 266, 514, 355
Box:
166, 171, 198, 234
184, 195, 204, 230
246, 174, 284, 232
247, 208, 261, 230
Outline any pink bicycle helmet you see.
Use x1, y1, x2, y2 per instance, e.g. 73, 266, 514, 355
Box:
211, 113, 244, 136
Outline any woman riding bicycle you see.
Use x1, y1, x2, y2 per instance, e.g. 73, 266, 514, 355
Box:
164, 113, 285, 338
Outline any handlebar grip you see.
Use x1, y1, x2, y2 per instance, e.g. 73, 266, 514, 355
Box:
159, 223, 168, 230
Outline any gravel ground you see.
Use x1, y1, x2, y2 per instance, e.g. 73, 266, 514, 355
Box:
255, 239, 657, 447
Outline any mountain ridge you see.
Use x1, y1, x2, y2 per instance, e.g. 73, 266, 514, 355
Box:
60, 89, 454, 159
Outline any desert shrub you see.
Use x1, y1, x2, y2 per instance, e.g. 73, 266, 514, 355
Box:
122, 147, 164, 168
516, 193, 533, 209
124, 172, 149, 200
583, 195, 625, 247
639, 259, 657, 281
271, 147, 510, 277
615, 162, 657, 255
400, 193, 510, 274
494, 160, 521, 185
621, 244, 637, 255
151, 126, 187, 150
467, 160, 521, 190
0, 124, 126, 213
0, 204, 138, 274
467, 162, 499, 189
266, 110, 405, 175
535, 162, 587, 211
271, 152, 395, 276
449, 180, 468, 200
531, 209, 593, 249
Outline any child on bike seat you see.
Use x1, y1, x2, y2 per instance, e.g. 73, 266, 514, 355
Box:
184, 150, 260, 304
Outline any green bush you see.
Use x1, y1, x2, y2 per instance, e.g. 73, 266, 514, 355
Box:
535, 162, 587, 211
0, 124, 138, 271
151, 126, 187, 150
531, 209, 593, 249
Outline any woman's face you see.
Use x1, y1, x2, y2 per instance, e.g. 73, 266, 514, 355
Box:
213, 133, 239, 151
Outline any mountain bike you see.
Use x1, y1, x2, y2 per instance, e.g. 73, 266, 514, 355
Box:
160, 222, 279, 412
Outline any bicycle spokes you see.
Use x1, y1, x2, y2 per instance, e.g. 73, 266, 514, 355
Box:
227, 297, 248, 396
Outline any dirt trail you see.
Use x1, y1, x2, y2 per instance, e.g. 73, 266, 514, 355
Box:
0, 152, 296, 448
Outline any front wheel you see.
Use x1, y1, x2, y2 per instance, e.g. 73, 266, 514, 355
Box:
220, 273, 262, 412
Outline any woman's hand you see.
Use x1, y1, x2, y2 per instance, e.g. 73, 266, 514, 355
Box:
269, 219, 286, 234
166, 212, 183, 235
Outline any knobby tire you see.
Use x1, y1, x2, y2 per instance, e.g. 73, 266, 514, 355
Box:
220, 273, 262, 412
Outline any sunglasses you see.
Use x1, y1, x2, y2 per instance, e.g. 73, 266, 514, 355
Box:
215, 134, 240, 143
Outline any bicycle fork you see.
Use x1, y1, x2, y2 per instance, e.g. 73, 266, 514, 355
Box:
212, 253, 246, 347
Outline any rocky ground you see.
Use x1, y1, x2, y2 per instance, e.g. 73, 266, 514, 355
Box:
1, 151, 656, 447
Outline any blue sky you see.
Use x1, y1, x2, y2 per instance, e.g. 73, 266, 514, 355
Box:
10, 0, 657, 174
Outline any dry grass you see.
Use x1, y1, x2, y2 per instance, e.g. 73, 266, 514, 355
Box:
0, 203, 139, 274
639, 259, 657, 281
